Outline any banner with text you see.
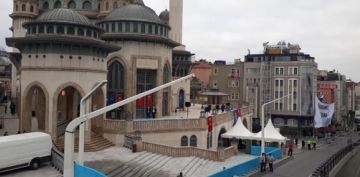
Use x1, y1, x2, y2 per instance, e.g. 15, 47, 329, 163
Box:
314, 97, 335, 128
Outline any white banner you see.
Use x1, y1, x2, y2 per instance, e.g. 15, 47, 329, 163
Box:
314, 97, 335, 128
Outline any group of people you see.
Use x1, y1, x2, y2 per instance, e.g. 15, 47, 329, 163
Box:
2, 130, 26, 136
146, 106, 157, 119
260, 153, 274, 172
202, 104, 226, 113
301, 138, 317, 150
3, 100, 16, 115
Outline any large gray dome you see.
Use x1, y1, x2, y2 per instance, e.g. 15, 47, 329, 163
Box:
35, 8, 92, 26
104, 4, 164, 24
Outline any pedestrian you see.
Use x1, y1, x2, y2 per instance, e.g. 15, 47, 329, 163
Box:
260, 153, 266, 172
146, 107, 151, 119
16, 131, 21, 134
152, 106, 156, 119
307, 139, 311, 150
267, 153, 274, 172
23, 130, 26, 133
221, 104, 225, 112
177, 172, 183, 177
10, 101, 15, 115
301, 140, 305, 149
312, 138, 317, 150
288, 143, 293, 156
4, 101, 8, 114
3, 131, 8, 136
295, 138, 298, 147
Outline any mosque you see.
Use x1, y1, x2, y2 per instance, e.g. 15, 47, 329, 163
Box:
7, 0, 193, 138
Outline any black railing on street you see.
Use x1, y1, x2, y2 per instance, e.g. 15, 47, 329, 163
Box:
310, 140, 360, 177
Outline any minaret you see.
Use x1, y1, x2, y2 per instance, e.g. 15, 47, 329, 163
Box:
10, 0, 38, 38
169, 0, 183, 46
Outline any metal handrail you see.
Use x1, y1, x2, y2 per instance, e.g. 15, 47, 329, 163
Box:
309, 140, 359, 177
51, 140, 64, 174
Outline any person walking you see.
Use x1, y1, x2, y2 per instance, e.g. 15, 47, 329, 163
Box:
3, 131, 8, 136
307, 139, 312, 150
146, 107, 151, 119
151, 106, 156, 119
267, 153, 274, 172
177, 172, 183, 177
295, 138, 298, 147
312, 138, 317, 150
260, 153, 266, 172
301, 140, 305, 149
221, 104, 225, 112
288, 143, 293, 156
10, 101, 15, 115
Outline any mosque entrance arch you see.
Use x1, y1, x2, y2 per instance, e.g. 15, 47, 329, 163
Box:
23, 84, 48, 132
218, 127, 230, 149
55, 85, 83, 137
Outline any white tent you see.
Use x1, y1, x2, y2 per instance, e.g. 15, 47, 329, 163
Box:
253, 119, 287, 142
221, 117, 255, 139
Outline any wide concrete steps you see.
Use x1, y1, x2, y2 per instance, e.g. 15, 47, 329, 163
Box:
55, 134, 114, 152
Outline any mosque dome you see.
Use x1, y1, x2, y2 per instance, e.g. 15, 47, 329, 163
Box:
104, 4, 165, 25
159, 9, 169, 23
31, 8, 92, 26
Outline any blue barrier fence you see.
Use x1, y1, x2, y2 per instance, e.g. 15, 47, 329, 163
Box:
208, 146, 282, 177
75, 163, 107, 177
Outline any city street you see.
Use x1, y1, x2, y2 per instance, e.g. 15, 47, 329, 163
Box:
254, 135, 358, 177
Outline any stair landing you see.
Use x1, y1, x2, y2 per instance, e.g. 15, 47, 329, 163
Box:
55, 133, 114, 152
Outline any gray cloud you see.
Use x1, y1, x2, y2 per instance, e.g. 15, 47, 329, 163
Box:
1, 0, 359, 81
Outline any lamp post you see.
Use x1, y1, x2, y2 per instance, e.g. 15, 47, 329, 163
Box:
261, 94, 292, 154
79, 80, 107, 165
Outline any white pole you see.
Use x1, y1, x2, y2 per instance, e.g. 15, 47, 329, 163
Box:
261, 94, 292, 154
63, 74, 194, 177
79, 80, 107, 165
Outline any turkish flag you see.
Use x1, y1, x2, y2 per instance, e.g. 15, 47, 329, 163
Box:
116, 94, 123, 102
136, 97, 145, 107
146, 95, 153, 107
207, 116, 213, 132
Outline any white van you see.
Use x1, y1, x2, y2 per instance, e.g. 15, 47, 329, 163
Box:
0, 132, 52, 173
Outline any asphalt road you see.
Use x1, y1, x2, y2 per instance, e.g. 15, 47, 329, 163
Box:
259, 136, 357, 177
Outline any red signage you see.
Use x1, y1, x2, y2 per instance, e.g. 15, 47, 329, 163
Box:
207, 116, 213, 132
116, 94, 123, 102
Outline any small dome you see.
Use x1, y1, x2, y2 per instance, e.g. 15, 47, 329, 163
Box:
104, 4, 164, 25
159, 9, 169, 22
35, 8, 92, 26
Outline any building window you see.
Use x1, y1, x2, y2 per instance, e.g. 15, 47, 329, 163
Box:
275, 67, 284, 75
213, 81, 217, 88
118, 23, 122, 32
21, 4, 26, 11
67, 27, 75, 35
293, 80, 297, 87
15, 4, 18, 11
294, 67, 298, 75
111, 23, 115, 32
43, 2, 49, 9
190, 135, 197, 147
214, 68, 218, 74
30, 5, 34, 12
125, 23, 130, 32
155, 25, 158, 34
54, 1, 62, 8
105, 2, 109, 10
57, 26, 64, 34
82, 1, 92, 9
279, 103, 283, 110
275, 80, 279, 87
78, 28, 84, 36
148, 24, 153, 34
86, 30, 91, 37
68, 1, 76, 9
47, 26, 54, 33
293, 104, 297, 111
133, 22, 138, 32
280, 80, 284, 87
38, 26, 44, 34
113, 2, 118, 8
235, 93, 240, 100
141, 23, 145, 33
274, 118, 284, 126
181, 136, 188, 146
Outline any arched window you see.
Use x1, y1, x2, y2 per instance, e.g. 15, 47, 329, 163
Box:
118, 23, 122, 32
67, 27, 75, 35
54, 1, 62, 8
82, 1, 92, 10
86, 29, 91, 37
274, 118, 285, 126
181, 136, 188, 146
21, 4, 26, 11
141, 23, 145, 33
108, 61, 124, 90
105, 2, 109, 10
30, 5, 34, 12
57, 26, 64, 34
190, 135, 197, 147
43, 2, 49, 9
15, 4, 18, 11
111, 23, 115, 32
38, 26, 44, 34
113, 2, 118, 8
31, 26, 37, 34
68, 1, 76, 9
78, 28, 84, 36
47, 26, 54, 34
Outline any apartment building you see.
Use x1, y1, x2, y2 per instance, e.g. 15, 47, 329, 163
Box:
209, 59, 244, 108
244, 41, 317, 136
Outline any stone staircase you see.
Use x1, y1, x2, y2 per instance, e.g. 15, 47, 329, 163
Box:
55, 133, 114, 152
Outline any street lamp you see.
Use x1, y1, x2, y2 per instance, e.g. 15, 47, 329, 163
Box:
261, 94, 292, 154
78, 80, 107, 165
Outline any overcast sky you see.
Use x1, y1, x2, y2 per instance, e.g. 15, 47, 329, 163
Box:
1, 0, 359, 81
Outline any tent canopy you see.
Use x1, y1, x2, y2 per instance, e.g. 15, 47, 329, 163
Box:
253, 119, 287, 142
221, 117, 254, 139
